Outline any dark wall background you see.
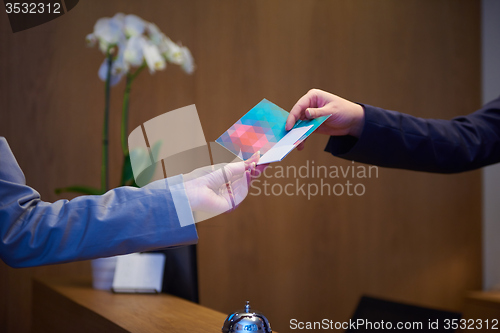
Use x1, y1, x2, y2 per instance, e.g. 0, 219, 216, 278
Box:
0, 1, 481, 332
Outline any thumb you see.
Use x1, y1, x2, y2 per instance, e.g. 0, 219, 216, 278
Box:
305, 107, 331, 119
222, 161, 247, 183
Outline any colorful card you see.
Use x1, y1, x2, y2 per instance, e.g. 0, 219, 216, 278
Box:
216, 99, 330, 164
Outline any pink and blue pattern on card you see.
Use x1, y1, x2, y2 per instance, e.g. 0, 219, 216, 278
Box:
216, 98, 330, 161
216, 99, 290, 160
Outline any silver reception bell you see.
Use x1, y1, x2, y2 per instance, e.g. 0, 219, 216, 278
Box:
222, 301, 272, 333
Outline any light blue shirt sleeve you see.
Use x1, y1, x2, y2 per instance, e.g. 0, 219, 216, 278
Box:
166, 175, 196, 227
0, 137, 198, 268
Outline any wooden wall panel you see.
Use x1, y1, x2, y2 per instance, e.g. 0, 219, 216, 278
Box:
193, 1, 481, 332
0, 1, 481, 332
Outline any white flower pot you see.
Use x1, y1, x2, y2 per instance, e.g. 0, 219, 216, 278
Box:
91, 257, 118, 291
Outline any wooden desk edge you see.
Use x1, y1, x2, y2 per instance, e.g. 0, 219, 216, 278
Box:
32, 277, 228, 333
465, 291, 500, 308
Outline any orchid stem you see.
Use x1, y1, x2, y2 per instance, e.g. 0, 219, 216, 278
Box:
121, 63, 146, 155
102, 50, 113, 192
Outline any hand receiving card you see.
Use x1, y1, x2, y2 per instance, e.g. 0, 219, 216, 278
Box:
216, 99, 330, 164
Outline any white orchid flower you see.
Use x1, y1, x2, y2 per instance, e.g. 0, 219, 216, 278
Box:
93, 17, 109, 34
124, 35, 145, 67
98, 58, 124, 86
124, 14, 146, 37
85, 33, 97, 47
143, 42, 166, 73
88, 13, 194, 81
93, 17, 124, 53
160, 36, 183, 65
180, 46, 195, 74
97, 40, 107, 54
112, 13, 126, 29
146, 23, 163, 46
94, 17, 123, 44
114, 44, 130, 75
98, 43, 129, 86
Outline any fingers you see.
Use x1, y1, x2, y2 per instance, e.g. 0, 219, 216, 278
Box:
305, 107, 332, 120
224, 159, 257, 183
285, 113, 300, 131
222, 162, 245, 183
245, 151, 260, 167
286, 88, 335, 130
286, 90, 318, 131
183, 161, 253, 218
228, 170, 251, 208
244, 151, 260, 177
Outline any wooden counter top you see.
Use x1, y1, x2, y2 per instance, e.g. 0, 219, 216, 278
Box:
32, 277, 228, 333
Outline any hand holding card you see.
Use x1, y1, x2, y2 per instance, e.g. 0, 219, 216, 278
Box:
216, 99, 330, 164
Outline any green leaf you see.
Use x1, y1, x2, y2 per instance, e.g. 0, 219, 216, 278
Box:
126, 141, 163, 187
134, 141, 162, 187
55, 185, 104, 196
120, 153, 135, 186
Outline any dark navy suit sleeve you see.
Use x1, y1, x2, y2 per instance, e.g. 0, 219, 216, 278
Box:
325, 96, 500, 173
0, 137, 197, 268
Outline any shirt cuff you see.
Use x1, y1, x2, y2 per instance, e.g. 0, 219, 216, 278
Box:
324, 103, 380, 158
166, 175, 196, 227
